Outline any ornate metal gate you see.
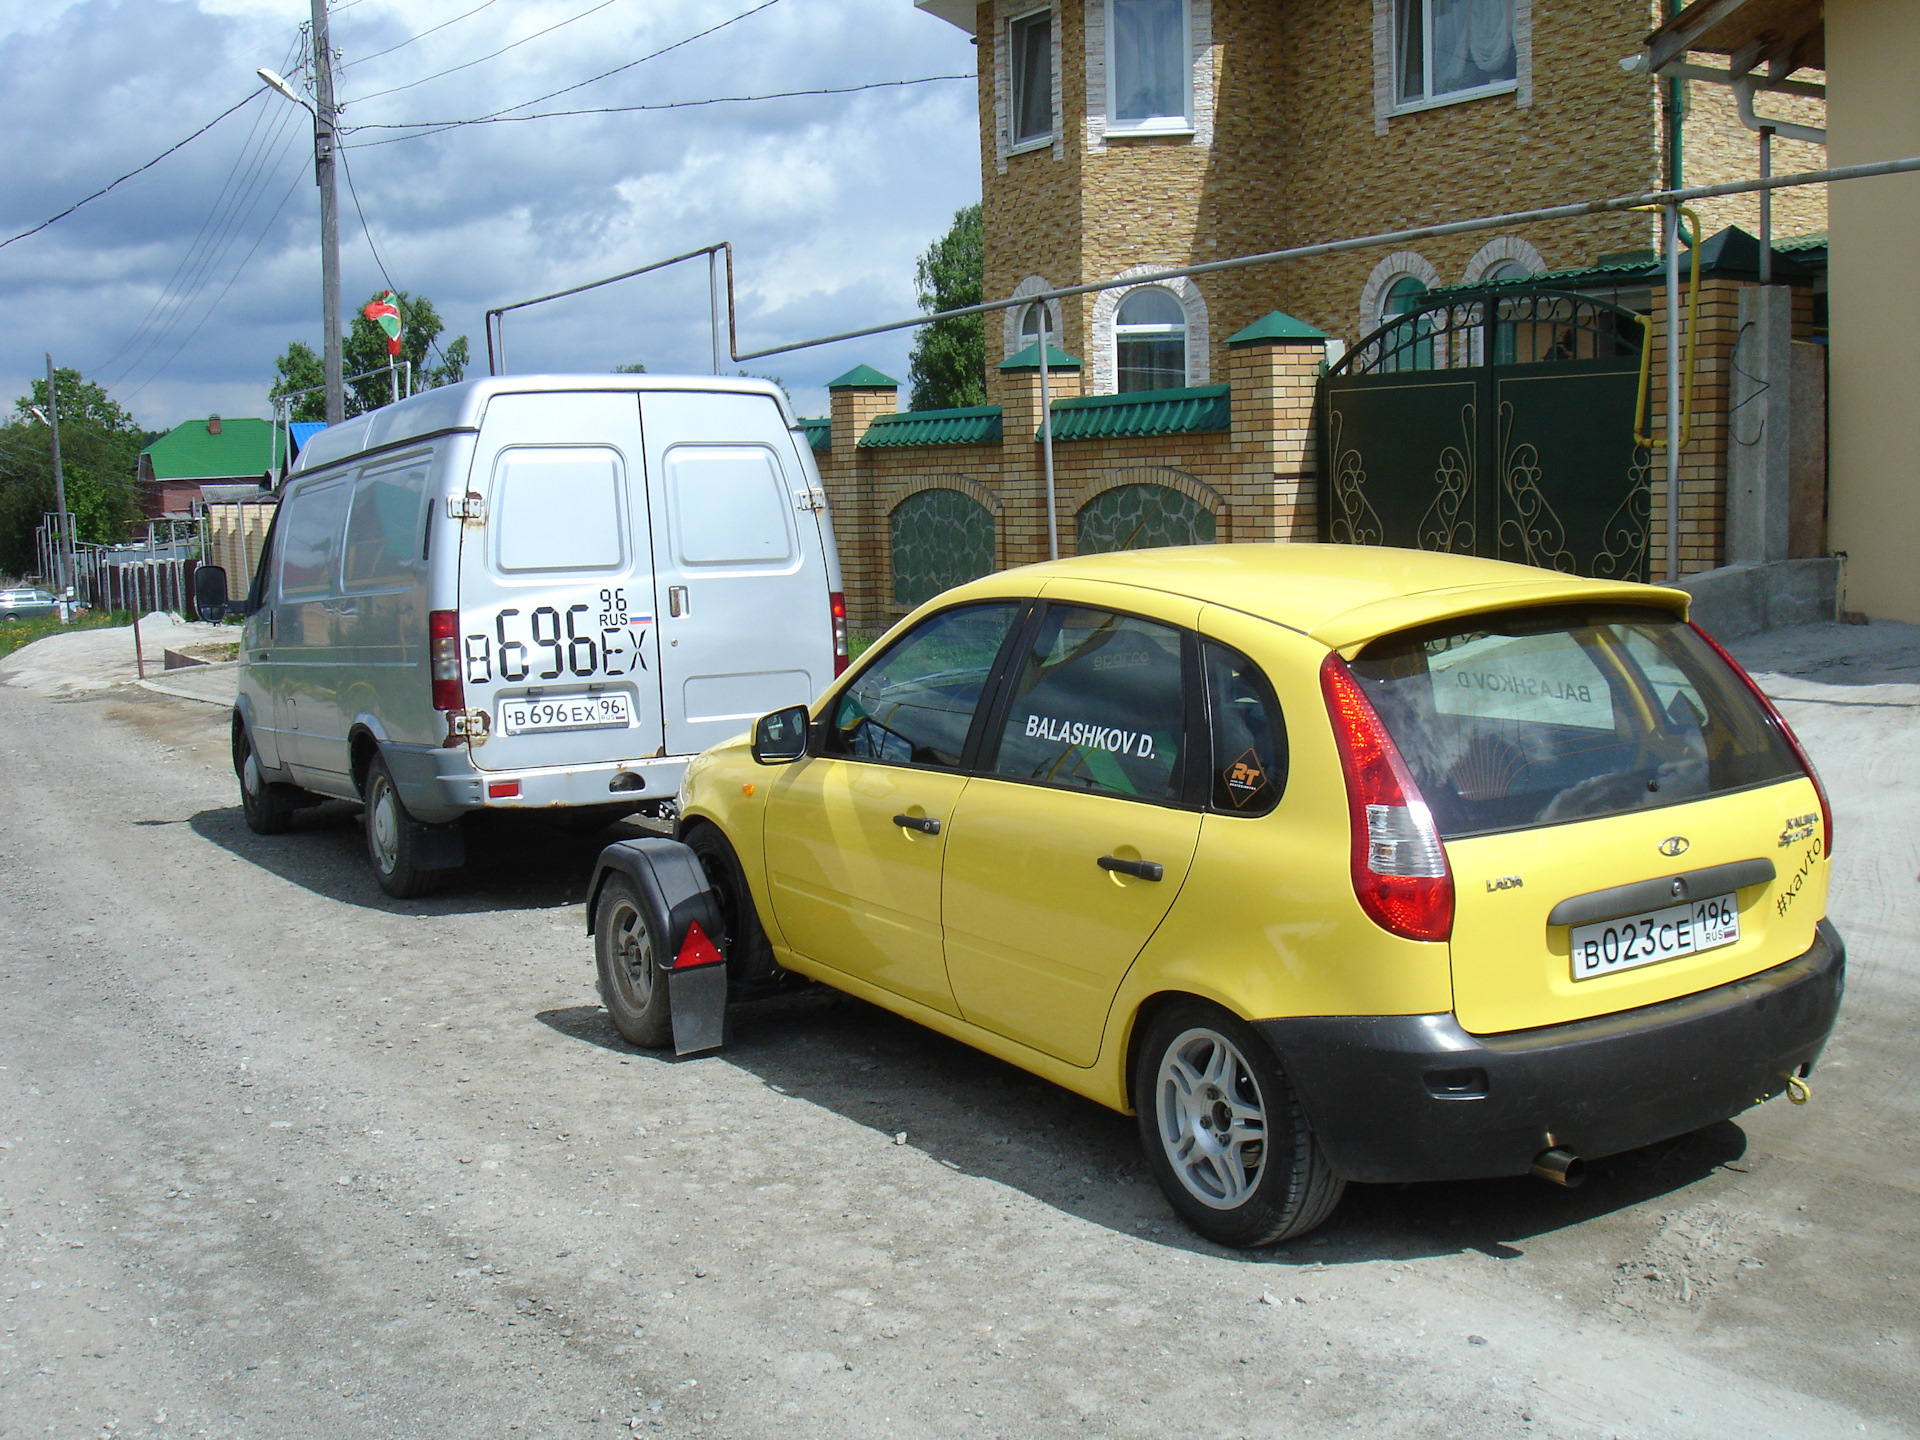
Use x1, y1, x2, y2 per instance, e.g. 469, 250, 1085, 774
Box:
1318, 289, 1653, 579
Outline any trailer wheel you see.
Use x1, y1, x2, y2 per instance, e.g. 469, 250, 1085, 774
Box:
595, 874, 673, 1048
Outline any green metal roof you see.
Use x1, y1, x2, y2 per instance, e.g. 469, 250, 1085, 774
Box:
141, 417, 283, 481
996, 342, 1082, 372
859, 404, 1003, 448
796, 417, 831, 452
1225, 310, 1328, 346
1042, 384, 1230, 441
826, 364, 900, 389
1426, 225, 1813, 302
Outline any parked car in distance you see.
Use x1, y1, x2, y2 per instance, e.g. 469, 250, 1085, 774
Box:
0, 588, 61, 620
231, 374, 846, 898
595, 544, 1843, 1247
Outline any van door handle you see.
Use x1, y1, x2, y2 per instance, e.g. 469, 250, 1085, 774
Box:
892, 814, 940, 835
668, 585, 688, 617
1098, 855, 1163, 882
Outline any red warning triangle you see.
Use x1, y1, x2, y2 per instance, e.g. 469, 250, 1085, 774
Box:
673, 919, 725, 970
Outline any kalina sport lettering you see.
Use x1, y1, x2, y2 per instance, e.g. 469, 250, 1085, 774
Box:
1024, 714, 1155, 758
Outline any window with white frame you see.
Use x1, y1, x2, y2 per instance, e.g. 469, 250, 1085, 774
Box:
1395, 0, 1515, 107
1108, 0, 1191, 133
1115, 287, 1187, 391
1009, 9, 1054, 147
1020, 303, 1051, 345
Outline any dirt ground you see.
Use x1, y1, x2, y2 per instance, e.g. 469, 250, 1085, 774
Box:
0, 622, 1914, 1440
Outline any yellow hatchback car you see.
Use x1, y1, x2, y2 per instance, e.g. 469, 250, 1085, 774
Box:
587, 545, 1842, 1247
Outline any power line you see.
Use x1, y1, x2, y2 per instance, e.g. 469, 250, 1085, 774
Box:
334, 143, 457, 378
0, 88, 268, 252
338, 0, 501, 70
345, 75, 973, 147
347, 0, 626, 104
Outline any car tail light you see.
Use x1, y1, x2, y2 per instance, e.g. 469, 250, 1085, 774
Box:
1690, 622, 1832, 856
829, 591, 849, 677
429, 609, 463, 712
1320, 651, 1454, 942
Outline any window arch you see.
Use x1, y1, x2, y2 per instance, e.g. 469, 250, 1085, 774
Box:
1358, 249, 1441, 336
891, 488, 997, 607
1003, 275, 1063, 359
1077, 482, 1215, 554
1114, 286, 1187, 392
1089, 267, 1208, 393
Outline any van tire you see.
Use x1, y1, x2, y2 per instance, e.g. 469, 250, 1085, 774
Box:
1134, 999, 1345, 1248
364, 755, 441, 899
684, 822, 775, 984
593, 874, 674, 1048
233, 719, 299, 836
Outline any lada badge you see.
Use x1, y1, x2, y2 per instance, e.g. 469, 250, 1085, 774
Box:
1658, 835, 1690, 857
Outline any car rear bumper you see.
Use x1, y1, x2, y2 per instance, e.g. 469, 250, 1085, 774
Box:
380, 744, 688, 823
1256, 918, 1845, 1185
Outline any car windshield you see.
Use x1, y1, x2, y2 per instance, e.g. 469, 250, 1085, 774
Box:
1346, 606, 1802, 839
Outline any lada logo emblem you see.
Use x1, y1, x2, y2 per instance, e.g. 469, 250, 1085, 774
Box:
1658, 835, 1690, 857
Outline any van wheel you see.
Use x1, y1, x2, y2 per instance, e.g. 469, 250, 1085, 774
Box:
1134, 1000, 1345, 1248
233, 720, 298, 836
684, 822, 775, 983
594, 875, 673, 1048
364, 756, 441, 899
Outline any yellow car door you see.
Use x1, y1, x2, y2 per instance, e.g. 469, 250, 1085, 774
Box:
942, 597, 1203, 1068
761, 601, 1024, 1017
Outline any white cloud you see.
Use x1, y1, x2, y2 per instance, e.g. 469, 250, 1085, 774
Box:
0, 0, 981, 427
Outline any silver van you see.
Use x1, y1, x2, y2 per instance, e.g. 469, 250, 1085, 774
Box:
231, 375, 845, 896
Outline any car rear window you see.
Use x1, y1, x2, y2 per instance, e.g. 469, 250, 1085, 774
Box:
1346, 606, 1802, 839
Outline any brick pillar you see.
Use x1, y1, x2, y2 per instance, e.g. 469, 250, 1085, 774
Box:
822, 366, 900, 635
996, 344, 1083, 565
1223, 312, 1329, 544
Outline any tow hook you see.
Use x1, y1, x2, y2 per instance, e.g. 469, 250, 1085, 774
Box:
1783, 1073, 1812, 1105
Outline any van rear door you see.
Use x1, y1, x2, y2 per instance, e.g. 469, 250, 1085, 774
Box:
640, 389, 833, 755
457, 391, 664, 773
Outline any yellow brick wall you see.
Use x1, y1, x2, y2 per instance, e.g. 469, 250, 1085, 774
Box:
1681, 65, 1828, 243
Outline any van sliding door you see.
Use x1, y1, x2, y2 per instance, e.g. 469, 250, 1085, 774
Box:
640, 390, 833, 756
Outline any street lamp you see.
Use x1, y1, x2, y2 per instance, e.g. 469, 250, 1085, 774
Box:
258, 5, 344, 424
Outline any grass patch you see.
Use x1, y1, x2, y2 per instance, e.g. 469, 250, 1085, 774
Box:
0, 610, 129, 661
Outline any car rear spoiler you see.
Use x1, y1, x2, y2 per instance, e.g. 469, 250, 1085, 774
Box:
1310, 580, 1692, 656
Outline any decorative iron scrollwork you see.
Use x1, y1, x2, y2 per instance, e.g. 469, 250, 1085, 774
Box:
1417, 403, 1477, 555
1327, 408, 1385, 547
1496, 402, 1576, 573
1591, 445, 1654, 581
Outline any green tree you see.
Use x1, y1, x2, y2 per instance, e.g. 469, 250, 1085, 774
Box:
271, 290, 470, 422
0, 368, 147, 575
906, 203, 985, 412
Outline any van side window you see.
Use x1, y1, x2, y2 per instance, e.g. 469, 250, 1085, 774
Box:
343, 459, 428, 591
824, 603, 1020, 769
666, 445, 795, 566
1204, 641, 1287, 815
494, 449, 625, 572
277, 477, 352, 597
992, 607, 1187, 802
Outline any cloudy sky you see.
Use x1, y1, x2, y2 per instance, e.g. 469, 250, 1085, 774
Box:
0, 0, 982, 430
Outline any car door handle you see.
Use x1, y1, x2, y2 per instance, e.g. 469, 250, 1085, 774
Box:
892, 813, 941, 835
668, 585, 689, 617
1098, 855, 1163, 882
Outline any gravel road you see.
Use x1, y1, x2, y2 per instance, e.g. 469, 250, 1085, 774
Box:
1, 624, 1915, 1440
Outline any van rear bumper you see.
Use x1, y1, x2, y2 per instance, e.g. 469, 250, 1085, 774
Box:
380, 744, 688, 823
1255, 919, 1845, 1185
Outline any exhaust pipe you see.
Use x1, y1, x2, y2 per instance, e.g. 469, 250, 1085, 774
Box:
1530, 1148, 1586, 1188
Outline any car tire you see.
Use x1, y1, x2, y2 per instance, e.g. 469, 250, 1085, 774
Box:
593, 874, 674, 1048
364, 755, 441, 899
233, 719, 300, 836
1134, 999, 1345, 1248
683, 821, 775, 984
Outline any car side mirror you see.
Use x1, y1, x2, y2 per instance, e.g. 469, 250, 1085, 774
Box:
750, 704, 811, 765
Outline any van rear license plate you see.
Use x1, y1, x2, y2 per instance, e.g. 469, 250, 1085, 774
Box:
1569, 894, 1739, 981
499, 694, 632, 735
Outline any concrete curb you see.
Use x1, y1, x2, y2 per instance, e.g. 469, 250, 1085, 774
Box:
1677, 558, 1842, 641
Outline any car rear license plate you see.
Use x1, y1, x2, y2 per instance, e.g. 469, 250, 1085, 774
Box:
499, 694, 632, 735
1569, 893, 1739, 980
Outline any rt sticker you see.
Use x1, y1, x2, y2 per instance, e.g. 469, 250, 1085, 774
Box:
1223, 749, 1267, 807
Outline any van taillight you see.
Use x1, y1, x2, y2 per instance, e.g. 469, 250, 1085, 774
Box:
830, 591, 849, 677
1320, 651, 1453, 942
429, 610, 463, 711
1690, 622, 1832, 857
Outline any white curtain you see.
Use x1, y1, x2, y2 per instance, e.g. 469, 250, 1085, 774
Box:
1431, 0, 1515, 96
1112, 0, 1185, 123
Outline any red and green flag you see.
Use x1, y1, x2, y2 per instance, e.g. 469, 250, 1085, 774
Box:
362, 292, 403, 356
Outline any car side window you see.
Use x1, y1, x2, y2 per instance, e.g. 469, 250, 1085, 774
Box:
1204, 641, 1287, 815
276, 476, 352, 599
342, 458, 429, 592
991, 606, 1187, 801
824, 602, 1021, 769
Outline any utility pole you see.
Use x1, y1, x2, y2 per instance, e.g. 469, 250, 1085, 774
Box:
311, 0, 344, 425
44, 354, 71, 595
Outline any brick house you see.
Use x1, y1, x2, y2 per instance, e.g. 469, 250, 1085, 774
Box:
812, 1, 1830, 635
137, 415, 283, 518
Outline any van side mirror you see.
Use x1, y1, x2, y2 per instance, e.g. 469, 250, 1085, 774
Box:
194, 565, 229, 623
750, 704, 811, 765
